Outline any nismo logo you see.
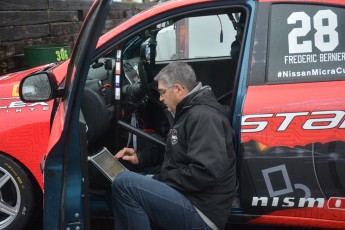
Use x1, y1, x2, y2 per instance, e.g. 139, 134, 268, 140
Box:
252, 197, 345, 210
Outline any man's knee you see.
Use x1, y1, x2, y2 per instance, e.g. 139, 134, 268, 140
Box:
112, 171, 144, 190
112, 171, 131, 193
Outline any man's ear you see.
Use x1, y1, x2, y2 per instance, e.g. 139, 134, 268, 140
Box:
175, 84, 184, 94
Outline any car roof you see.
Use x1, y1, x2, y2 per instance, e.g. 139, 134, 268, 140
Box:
97, 0, 249, 48
97, 0, 345, 49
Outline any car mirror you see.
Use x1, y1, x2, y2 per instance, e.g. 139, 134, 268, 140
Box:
19, 72, 60, 102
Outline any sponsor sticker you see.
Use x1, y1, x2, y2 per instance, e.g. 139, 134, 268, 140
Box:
171, 129, 178, 145
12, 84, 19, 97
268, 5, 345, 83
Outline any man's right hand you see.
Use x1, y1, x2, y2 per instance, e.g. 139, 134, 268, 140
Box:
115, 147, 139, 165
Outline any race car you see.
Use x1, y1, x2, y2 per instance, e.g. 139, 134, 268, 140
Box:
2, 0, 345, 229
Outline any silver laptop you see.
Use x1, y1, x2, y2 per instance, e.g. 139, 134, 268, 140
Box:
88, 147, 127, 181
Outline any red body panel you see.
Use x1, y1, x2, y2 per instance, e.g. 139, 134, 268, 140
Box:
241, 82, 345, 228
0, 62, 68, 189
0, 65, 53, 189
242, 81, 345, 148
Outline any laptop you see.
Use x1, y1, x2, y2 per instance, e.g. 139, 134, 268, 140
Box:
88, 147, 127, 181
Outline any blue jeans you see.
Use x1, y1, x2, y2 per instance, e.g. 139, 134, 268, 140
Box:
112, 171, 212, 230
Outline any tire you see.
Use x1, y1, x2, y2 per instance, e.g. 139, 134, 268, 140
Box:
0, 154, 42, 230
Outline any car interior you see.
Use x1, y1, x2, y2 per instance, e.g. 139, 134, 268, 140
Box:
79, 8, 246, 215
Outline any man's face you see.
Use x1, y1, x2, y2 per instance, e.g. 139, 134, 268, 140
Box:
157, 81, 186, 113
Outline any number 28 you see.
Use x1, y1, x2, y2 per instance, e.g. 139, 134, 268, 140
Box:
287, 10, 339, 54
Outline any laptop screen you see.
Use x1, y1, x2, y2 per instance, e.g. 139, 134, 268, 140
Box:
89, 147, 127, 181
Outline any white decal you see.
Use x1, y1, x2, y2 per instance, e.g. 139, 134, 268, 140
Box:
288, 10, 339, 54
288, 12, 312, 54
314, 10, 339, 52
252, 196, 345, 210
241, 114, 274, 133
276, 112, 309, 131
241, 110, 345, 133
303, 110, 345, 130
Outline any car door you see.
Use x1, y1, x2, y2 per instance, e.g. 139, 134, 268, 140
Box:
240, 0, 345, 227
41, 0, 112, 229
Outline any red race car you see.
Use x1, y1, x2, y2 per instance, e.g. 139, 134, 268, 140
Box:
3, 0, 345, 229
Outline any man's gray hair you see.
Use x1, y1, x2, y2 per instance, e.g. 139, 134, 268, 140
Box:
154, 61, 197, 91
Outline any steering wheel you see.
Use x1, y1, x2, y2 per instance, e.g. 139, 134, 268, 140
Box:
137, 60, 165, 110
138, 60, 165, 109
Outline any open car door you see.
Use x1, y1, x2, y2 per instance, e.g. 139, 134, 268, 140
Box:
35, 0, 112, 229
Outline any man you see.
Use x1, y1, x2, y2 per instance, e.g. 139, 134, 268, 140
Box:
113, 60, 237, 230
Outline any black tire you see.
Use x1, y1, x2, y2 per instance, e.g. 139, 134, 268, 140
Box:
0, 154, 42, 230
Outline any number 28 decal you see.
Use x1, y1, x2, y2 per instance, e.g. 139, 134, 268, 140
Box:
288, 10, 339, 54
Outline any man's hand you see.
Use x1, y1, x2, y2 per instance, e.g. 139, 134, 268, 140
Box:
115, 147, 139, 165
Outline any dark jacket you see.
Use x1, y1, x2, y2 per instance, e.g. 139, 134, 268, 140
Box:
153, 86, 237, 229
